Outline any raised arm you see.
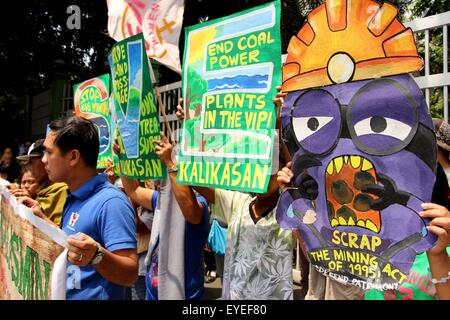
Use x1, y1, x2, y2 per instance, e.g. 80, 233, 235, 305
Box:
175, 99, 215, 204
155, 131, 206, 224
193, 186, 215, 204
112, 141, 155, 211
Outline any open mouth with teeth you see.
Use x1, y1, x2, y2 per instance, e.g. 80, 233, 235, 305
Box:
325, 155, 381, 233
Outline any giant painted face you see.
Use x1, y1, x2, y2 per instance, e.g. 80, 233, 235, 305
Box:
277, 0, 437, 289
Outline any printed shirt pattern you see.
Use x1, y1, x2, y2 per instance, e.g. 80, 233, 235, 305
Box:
212, 189, 294, 300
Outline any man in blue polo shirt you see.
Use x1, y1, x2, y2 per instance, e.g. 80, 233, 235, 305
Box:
42, 116, 138, 300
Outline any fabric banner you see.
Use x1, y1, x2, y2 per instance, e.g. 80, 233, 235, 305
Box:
108, 33, 166, 180
0, 190, 67, 300
277, 0, 436, 291
177, 0, 282, 193
73, 74, 113, 169
147, 178, 185, 299
107, 0, 184, 73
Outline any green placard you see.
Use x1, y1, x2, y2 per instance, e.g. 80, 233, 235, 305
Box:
108, 33, 166, 180
178, 1, 281, 193
73, 74, 113, 169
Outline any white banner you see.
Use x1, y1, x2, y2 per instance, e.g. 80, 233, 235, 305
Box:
0, 189, 67, 300
107, 0, 184, 73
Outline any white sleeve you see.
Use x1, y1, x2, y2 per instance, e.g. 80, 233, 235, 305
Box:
211, 189, 236, 225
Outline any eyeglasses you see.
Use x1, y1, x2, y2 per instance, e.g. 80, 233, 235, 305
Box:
288, 78, 419, 157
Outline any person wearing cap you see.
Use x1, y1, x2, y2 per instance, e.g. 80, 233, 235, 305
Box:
402, 117, 450, 300
15, 139, 67, 225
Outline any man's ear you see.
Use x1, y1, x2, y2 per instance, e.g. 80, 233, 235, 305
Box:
68, 149, 81, 166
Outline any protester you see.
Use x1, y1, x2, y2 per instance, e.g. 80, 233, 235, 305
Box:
0, 147, 13, 166
432, 118, 450, 208
201, 165, 294, 300
0, 146, 20, 183
15, 168, 39, 199
423, 120, 450, 300
113, 132, 209, 300
176, 100, 295, 300
16, 139, 67, 225
36, 116, 138, 299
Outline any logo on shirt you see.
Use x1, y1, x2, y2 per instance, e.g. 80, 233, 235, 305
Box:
69, 212, 80, 227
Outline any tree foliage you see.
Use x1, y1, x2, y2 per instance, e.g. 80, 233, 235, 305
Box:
0, 0, 114, 147
409, 0, 449, 18
0, 0, 448, 148
0, 1, 114, 95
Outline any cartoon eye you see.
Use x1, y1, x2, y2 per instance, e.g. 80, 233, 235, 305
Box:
292, 116, 334, 142
354, 116, 412, 141
288, 89, 341, 155
347, 78, 419, 156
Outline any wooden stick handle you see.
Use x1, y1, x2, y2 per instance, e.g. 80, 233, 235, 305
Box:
154, 86, 175, 145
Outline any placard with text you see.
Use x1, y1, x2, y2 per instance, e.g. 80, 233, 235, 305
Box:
73, 74, 113, 169
178, 1, 281, 193
108, 33, 166, 180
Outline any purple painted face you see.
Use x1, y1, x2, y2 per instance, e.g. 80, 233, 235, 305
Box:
277, 74, 437, 287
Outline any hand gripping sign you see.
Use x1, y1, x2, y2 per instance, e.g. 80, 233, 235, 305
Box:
108, 33, 166, 180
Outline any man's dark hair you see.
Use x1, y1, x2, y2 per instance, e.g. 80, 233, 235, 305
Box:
48, 116, 99, 168
0, 165, 9, 175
